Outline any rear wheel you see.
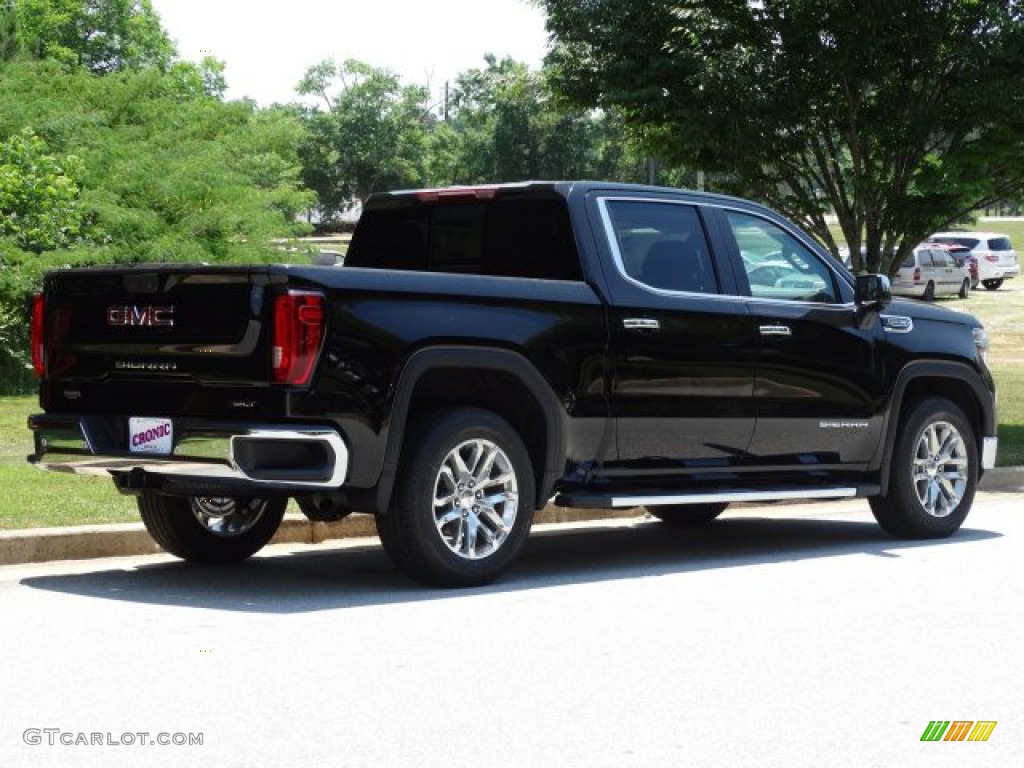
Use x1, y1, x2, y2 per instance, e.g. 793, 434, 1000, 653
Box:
377, 407, 536, 587
922, 281, 935, 301
138, 493, 286, 563
647, 503, 727, 526
869, 397, 977, 539
982, 278, 1003, 291
959, 278, 970, 299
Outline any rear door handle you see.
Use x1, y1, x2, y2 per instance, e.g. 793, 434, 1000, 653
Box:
759, 324, 792, 337
623, 318, 661, 331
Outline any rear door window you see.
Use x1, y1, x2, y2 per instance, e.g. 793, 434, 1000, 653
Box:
602, 200, 719, 294
988, 237, 1013, 251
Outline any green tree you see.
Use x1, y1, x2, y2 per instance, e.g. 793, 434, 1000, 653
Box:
0, 61, 312, 264
444, 55, 645, 185
541, 0, 1024, 274
297, 59, 431, 220
0, 0, 17, 61
14, 0, 174, 73
0, 128, 87, 252
448, 56, 541, 182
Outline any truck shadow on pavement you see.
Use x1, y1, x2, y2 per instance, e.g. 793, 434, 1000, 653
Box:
21, 513, 1002, 614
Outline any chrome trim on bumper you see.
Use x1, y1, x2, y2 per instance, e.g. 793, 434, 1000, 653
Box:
30, 417, 349, 490
982, 437, 998, 470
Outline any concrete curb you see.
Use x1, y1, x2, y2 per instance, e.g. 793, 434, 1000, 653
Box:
979, 465, 1024, 493
0, 505, 641, 567
1, 467, 1021, 567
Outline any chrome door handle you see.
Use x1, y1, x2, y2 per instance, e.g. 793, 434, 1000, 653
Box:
759, 324, 792, 337
623, 318, 661, 331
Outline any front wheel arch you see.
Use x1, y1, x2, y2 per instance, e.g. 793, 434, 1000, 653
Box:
873, 363, 994, 495
870, 396, 977, 538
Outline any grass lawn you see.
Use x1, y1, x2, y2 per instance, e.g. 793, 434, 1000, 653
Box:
0, 396, 138, 529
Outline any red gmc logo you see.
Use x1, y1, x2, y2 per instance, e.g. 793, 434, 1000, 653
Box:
106, 306, 175, 328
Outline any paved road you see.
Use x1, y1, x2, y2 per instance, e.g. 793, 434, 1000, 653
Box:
1, 493, 1020, 768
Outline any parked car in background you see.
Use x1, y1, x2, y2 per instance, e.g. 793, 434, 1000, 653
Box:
892, 244, 972, 300
929, 231, 1019, 290
929, 242, 978, 289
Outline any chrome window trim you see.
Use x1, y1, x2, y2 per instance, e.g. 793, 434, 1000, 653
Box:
595, 196, 722, 299
596, 196, 857, 310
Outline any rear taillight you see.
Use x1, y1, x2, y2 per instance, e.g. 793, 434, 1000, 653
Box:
983, 252, 999, 263
31, 293, 46, 378
272, 291, 325, 386
913, 267, 921, 282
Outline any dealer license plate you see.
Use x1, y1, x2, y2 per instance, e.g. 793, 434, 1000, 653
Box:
128, 417, 173, 455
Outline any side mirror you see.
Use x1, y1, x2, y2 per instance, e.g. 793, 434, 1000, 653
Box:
855, 274, 891, 307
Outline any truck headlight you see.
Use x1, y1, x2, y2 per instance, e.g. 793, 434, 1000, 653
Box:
973, 326, 990, 364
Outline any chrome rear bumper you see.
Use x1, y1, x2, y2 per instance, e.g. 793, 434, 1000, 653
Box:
28, 415, 349, 491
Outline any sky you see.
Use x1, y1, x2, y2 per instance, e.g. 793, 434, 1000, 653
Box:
149, 0, 551, 106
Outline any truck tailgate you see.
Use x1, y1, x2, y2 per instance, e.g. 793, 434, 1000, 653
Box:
39, 266, 283, 417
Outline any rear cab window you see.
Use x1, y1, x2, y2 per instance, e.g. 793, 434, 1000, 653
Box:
346, 193, 583, 281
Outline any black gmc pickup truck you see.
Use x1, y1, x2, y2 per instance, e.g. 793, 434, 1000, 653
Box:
28, 182, 997, 586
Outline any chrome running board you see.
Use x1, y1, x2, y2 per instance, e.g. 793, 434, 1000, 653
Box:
556, 486, 865, 509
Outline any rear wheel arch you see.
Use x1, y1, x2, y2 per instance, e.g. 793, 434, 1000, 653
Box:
376, 347, 568, 515
876, 363, 993, 494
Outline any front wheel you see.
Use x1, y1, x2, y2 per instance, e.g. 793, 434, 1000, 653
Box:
376, 407, 536, 587
647, 503, 727, 526
139, 494, 287, 563
869, 397, 977, 539
982, 278, 1003, 291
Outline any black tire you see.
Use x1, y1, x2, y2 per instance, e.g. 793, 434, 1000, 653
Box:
958, 278, 970, 299
982, 279, 1003, 291
138, 493, 287, 563
923, 281, 935, 301
376, 407, 536, 587
869, 397, 977, 539
647, 503, 728, 526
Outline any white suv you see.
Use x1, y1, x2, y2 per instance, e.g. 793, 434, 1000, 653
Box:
929, 231, 1020, 290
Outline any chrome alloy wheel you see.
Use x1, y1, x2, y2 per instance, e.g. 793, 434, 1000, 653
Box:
190, 497, 267, 537
433, 438, 519, 560
911, 421, 969, 518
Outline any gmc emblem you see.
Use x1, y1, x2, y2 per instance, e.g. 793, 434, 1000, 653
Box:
106, 305, 175, 328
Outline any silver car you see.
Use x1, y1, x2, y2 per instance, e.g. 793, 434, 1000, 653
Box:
892, 245, 971, 300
